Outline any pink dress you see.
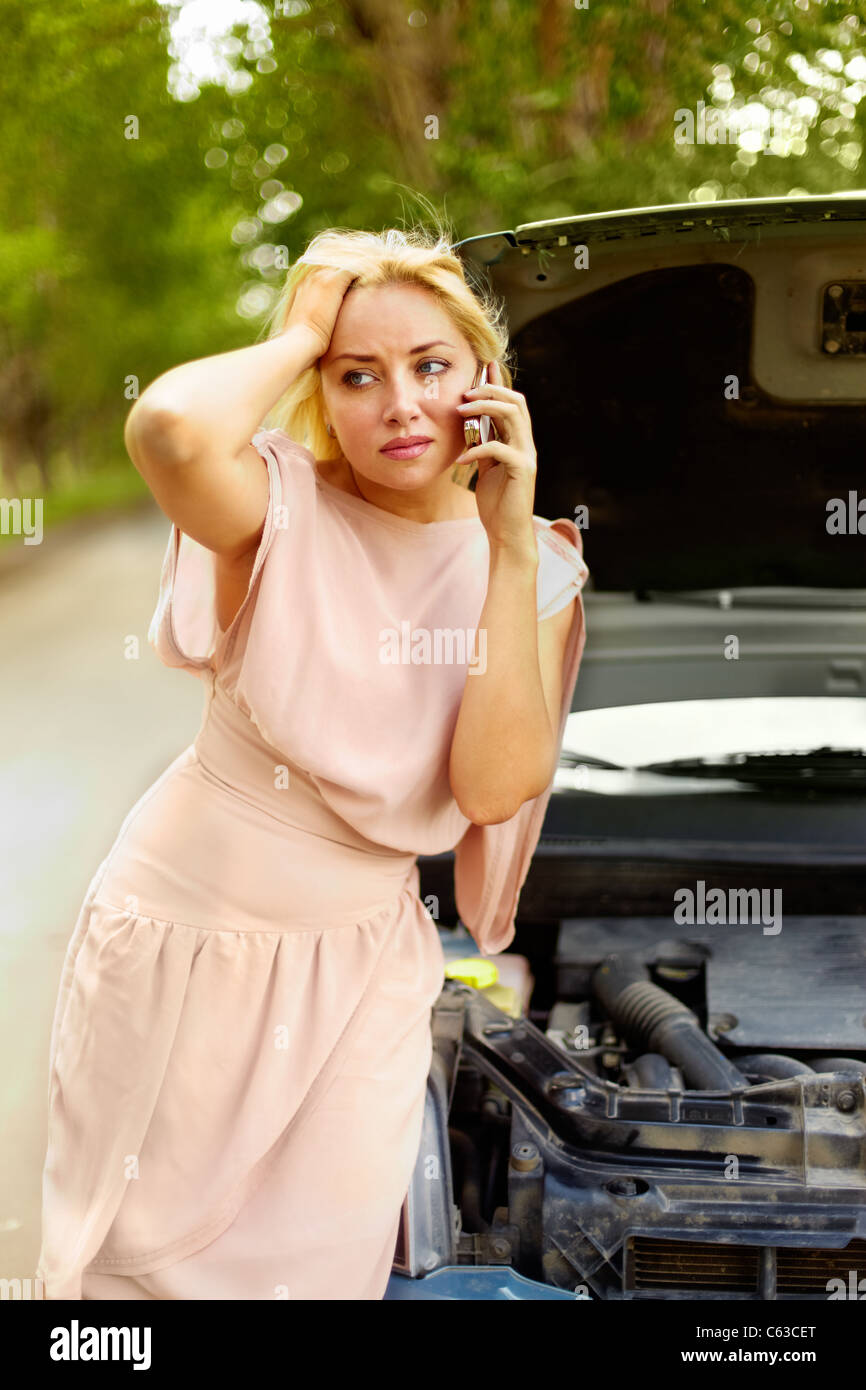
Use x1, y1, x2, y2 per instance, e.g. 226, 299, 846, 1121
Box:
35, 429, 589, 1301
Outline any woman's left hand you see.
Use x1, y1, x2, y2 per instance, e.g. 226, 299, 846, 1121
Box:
454, 359, 538, 556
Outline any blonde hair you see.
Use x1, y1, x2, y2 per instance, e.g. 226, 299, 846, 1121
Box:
258, 205, 512, 488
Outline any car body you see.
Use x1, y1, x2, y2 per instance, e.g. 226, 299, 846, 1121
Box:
384, 193, 866, 1301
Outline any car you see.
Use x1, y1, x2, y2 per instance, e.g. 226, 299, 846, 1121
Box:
384, 192, 866, 1302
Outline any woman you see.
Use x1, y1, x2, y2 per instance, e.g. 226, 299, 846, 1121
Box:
35, 222, 589, 1301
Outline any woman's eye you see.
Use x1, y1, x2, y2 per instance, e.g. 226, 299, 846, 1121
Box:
342, 359, 450, 389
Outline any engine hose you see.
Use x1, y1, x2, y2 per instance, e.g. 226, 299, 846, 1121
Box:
625, 1052, 680, 1090
736, 1053, 815, 1080
808, 1056, 866, 1076
592, 953, 748, 1092
448, 1128, 489, 1233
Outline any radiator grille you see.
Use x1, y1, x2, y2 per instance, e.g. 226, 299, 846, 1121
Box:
628, 1237, 866, 1293
777, 1242, 866, 1293
629, 1237, 758, 1291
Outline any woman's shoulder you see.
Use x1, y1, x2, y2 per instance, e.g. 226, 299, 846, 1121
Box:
533, 512, 586, 559
252, 427, 314, 469
532, 514, 590, 620
250, 428, 326, 507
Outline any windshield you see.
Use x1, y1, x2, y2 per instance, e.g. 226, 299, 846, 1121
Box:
562, 697, 865, 764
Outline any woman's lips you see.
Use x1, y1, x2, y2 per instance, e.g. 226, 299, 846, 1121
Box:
380, 440, 432, 459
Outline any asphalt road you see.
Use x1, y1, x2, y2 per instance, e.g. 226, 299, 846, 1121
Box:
0, 503, 207, 1285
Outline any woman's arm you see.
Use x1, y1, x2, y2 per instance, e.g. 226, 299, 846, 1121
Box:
123, 326, 322, 559
123, 268, 357, 558
448, 541, 574, 825
449, 359, 578, 826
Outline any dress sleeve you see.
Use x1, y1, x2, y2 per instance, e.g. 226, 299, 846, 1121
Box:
536, 517, 590, 619
147, 429, 284, 678
452, 516, 590, 956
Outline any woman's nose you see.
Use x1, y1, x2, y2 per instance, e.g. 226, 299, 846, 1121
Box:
384, 378, 423, 420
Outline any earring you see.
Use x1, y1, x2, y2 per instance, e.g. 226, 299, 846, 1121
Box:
325, 422, 334, 436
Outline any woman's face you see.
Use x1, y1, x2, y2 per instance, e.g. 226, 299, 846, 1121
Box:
319, 283, 478, 492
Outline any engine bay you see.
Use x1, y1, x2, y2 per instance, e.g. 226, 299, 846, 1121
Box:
392, 917, 866, 1299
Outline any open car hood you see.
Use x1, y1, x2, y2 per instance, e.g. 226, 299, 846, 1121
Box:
396, 199, 866, 1308
455, 194, 866, 594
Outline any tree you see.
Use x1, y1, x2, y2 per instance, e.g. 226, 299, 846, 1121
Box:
3, 0, 866, 495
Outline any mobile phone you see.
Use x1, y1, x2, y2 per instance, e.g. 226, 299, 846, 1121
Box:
463, 363, 497, 449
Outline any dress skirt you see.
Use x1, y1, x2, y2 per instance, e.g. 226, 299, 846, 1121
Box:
36, 680, 446, 1300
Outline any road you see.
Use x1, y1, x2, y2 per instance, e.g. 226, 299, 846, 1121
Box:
0, 504, 207, 1285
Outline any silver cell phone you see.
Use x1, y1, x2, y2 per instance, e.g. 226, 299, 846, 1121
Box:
463, 363, 498, 449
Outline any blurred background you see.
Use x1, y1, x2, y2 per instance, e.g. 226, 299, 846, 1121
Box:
4, 0, 866, 1284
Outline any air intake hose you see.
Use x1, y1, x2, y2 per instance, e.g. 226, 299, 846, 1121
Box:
737, 1053, 815, 1080
592, 953, 748, 1092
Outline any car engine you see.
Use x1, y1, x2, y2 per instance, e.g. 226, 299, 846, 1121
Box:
392, 916, 866, 1300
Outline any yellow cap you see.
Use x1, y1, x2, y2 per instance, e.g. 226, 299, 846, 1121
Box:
444, 956, 499, 990
481, 984, 521, 1019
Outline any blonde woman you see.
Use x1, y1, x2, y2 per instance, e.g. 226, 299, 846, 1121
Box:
36, 222, 589, 1301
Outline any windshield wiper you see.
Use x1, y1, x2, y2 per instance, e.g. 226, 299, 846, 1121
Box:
557, 751, 627, 771
638, 747, 866, 790
641, 587, 866, 609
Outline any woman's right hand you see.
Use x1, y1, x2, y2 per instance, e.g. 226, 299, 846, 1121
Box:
283, 267, 358, 363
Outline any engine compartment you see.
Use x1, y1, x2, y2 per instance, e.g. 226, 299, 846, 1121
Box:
392, 917, 866, 1299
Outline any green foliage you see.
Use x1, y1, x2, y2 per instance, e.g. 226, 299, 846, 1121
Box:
3, 0, 866, 519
